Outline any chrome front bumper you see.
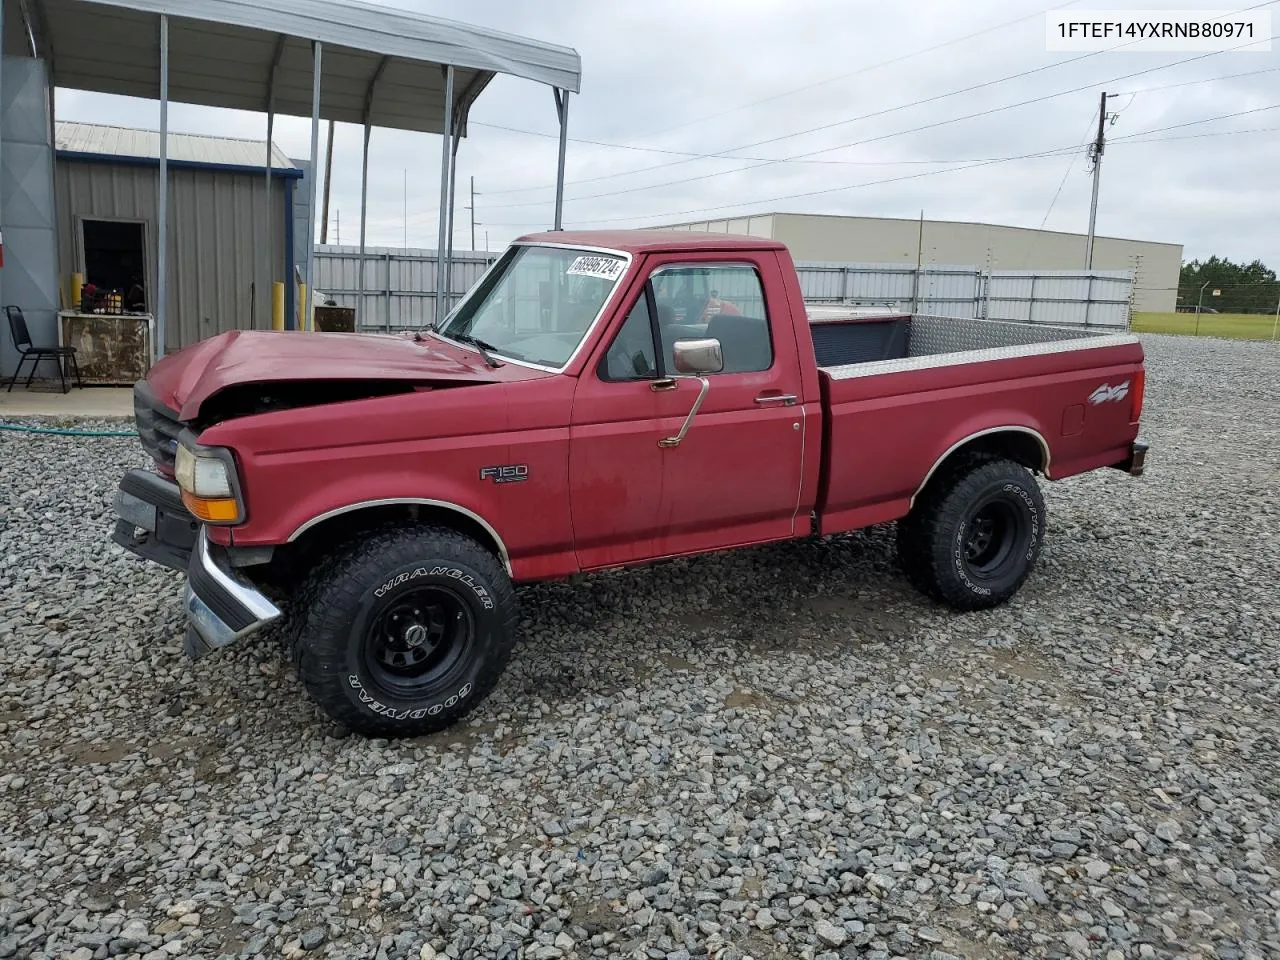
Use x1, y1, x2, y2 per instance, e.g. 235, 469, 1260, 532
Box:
183, 530, 282, 660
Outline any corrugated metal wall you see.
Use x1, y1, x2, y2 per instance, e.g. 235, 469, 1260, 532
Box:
312, 248, 1134, 333
986, 270, 1133, 328
796, 262, 984, 318
314, 246, 497, 329
797, 261, 1131, 328
0, 57, 60, 379
53, 158, 288, 351
656, 213, 1179, 313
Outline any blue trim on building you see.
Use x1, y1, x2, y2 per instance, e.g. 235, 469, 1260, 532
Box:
284, 176, 296, 331
56, 149, 305, 180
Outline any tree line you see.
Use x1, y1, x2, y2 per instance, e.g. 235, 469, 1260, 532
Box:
1178, 256, 1278, 313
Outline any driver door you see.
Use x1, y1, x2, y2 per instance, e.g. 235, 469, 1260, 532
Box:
569, 287, 683, 568
569, 255, 806, 569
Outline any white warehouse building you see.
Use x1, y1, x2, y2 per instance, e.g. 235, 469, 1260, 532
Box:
651, 212, 1182, 313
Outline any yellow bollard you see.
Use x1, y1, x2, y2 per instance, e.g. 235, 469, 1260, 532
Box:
297, 282, 308, 331
271, 281, 285, 331
71, 272, 84, 310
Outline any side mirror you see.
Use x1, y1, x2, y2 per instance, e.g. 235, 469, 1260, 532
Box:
672, 338, 724, 375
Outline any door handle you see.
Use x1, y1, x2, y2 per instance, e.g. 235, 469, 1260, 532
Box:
754, 393, 797, 406
650, 378, 679, 392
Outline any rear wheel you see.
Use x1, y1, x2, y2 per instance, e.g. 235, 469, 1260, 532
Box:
897, 455, 1045, 610
291, 526, 517, 737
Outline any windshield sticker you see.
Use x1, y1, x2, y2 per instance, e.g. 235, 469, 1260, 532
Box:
566, 255, 626, 281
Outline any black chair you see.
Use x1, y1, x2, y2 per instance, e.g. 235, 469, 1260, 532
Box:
6, 305, 82, 393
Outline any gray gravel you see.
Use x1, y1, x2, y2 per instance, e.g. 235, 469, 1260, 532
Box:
2, 332, 1279, 960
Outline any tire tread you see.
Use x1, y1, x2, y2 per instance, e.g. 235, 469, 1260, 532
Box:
897, 454, 1044, 611
290, 525, 517, 738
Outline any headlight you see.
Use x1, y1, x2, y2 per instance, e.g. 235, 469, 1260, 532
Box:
175, 441, 243, 524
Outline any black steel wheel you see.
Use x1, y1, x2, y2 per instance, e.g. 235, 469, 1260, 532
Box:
291, 526, 518, 738
362, 587, 475, 700
897, 455, 1045, 611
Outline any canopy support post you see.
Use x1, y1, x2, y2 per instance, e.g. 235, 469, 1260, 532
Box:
553, 88, 570, 230
265, 35, 284, 328
305, 40, 323, 332
156, 13, 169, 359
434, 65, 455, 328
360, 56, 388, 333
445, 121, 460, 315
359, 122, 373, 331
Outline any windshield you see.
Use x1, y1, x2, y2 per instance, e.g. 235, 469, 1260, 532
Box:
437, 245, 629, 368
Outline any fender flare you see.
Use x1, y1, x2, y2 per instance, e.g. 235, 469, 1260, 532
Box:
286, 498, 512, 575
910, 425, 1051, 509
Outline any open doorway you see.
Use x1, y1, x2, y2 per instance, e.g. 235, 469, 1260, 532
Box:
81, 219, 147, 311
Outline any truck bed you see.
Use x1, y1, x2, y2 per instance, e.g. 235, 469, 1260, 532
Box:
808, 311, 1144, 537
806, 308, 1128, 370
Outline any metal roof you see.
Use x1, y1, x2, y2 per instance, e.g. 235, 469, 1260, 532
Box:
55, 121, 299, 170
7, 0, 582, 135
515, 230, 789, 254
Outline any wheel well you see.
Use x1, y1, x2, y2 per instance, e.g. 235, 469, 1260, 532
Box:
263, 502, 509, 593
913, 428, 1049, 504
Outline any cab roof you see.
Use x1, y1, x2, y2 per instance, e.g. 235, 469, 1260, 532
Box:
513, 229, 787, 255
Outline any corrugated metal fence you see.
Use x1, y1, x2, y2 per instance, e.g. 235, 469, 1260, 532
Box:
314, 246, 496, 329
314, 246, 1134, 332
795, 262, 1134, 328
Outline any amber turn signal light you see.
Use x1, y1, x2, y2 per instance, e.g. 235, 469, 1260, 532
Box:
182, 489, 242, 524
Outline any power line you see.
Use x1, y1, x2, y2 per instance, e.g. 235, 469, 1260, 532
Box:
481, 43, 1275, 212
1119, 124, 1278, 146
472, 2, 1084, 175
479, 1, 1275, 198
473, 109, 1279, 229
473, 64, 1280, 167
629, 1, 1084, 140
482, 46, 1124, 196
405, 118, 1279, 230
1109, 65, 1280, 97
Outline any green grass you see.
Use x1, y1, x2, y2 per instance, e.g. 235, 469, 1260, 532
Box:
1131, 311, 1279, 341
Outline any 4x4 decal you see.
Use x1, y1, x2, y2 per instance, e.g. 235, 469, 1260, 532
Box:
1088, 380, 1130, 405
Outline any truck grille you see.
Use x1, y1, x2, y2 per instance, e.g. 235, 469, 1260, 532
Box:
133, 380, 184, 472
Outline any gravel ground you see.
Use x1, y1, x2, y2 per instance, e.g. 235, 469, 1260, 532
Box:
1, 333, 1278, 960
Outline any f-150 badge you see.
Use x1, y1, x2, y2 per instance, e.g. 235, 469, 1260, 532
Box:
1088, 381, 1130, 405
480, 464, 529, 484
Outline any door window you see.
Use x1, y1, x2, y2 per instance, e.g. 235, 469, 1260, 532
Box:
600, 295, 659, 381
650, 264, 773, 374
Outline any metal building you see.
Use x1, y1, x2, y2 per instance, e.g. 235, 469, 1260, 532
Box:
0, 0, 581, 383
653, 213, 1183, 313
54, 122, 304, 352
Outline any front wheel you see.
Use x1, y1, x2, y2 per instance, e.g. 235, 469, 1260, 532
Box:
291, 526, 518, 738
897, 455, 1046, 611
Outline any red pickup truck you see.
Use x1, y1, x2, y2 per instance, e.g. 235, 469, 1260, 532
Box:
112, 230, 1148, 737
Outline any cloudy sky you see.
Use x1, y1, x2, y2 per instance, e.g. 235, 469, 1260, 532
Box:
55, 0, 1279, 267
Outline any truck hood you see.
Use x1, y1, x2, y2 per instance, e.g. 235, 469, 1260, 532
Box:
149, 330, 536, 421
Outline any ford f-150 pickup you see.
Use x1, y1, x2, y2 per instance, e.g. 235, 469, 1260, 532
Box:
111, 230, 1148, 737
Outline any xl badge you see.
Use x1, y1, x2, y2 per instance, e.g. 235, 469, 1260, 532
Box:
480, 464, 529, 484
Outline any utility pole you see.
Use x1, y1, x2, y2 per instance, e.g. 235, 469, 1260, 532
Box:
1084, 91, 1108, 270
466, 176, 479, 252
911, 209, 924, 313
320, 119, 335, 244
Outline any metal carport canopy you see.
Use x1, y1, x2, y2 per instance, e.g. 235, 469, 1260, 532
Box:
6, 0, 581, 349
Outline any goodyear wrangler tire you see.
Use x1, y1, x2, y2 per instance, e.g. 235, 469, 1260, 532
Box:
292, 526, 517, 738
896, 456, 1045, 611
